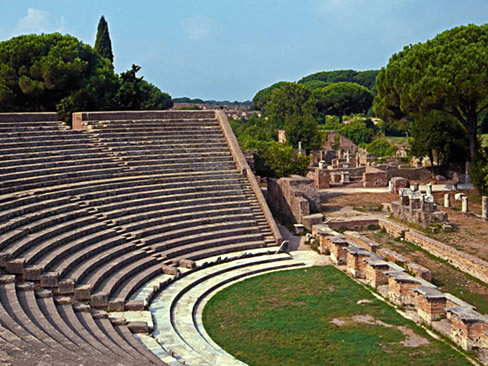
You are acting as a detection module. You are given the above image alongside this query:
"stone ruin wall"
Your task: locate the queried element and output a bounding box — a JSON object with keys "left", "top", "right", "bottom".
{"left": 266, "top": 176, "right": 321, "bottom": 225}
{"left": 378, "top": 219, "right": 488, "bottom": 285}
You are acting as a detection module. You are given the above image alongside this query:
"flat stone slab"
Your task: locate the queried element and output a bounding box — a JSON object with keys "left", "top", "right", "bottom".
{"left": 119, "top": 310, "right": 154, "bottom": 330}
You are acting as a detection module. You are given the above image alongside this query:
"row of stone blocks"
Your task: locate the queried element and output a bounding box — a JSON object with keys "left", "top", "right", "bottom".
{"left": 0, "top": 274, "right": 166, "bottom": 366}
{"left": 312, "top": 225, "right": 488, "bottom": 354}
{"left": 0, "top": 254, "right": 196, "bottom": 312}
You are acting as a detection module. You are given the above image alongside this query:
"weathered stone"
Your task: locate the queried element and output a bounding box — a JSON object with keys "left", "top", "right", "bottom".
{"left": 74, "top": 284, "right": 92, "bottom": 301}
{"left": 482, "top": 196, "right": 488, "bottom": 220}
{"left": 90, "top": 292, "right": 108, "bottom": 309}
{"left": 58, "top": 279, "right": 75, "bottom": 295}
{"left": 127, "top": 321, "right": 149, "bottom": 334}
{"left": 23, "top": 265, "right": 43, "bottom": 281}
{"left": 6, "top": 258, "right": 25, "bottom": 274}
{"left": 125, "top": 300, "right": 145, "bottom": 311}
{"left": 40, "top": 272, "right": 59, "bottom": 288}
{"left": 108, "top": 298, "right": 125, "bottom": 312}
{"left": 461, "top": 196, "right": 469, "bottom": 213}
{"left": 178, "top": 259, "right": 196, "bottom": 269}
{"left": 444, "top": 193, "right": 451, "bottom": 208}
{"left": 162, "top": 265, "right": 180, "bottom": 276}
{"left": 0, "top": 275, "right": 16, "bottom": 284}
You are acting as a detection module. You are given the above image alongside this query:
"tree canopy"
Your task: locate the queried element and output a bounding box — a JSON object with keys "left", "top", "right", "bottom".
{"left": 252, "top": 81, "right": 292, "bottom": 111}
{"left": 313, "top": 82, "right": 373, "bottom": 121}
{"left": 298, "top": 69, "right": 379, "bottom": 90}
{"left": 94, "top": 16, "right": 114, "bottom": 63}
{"left": 0, "top": 33, "right": 117, "bottom": 115}
{"left": 374, "top": 24, "right": 488, "bottom": 161}
{"left": 0, "top": 33, "right": 172, "bottom": 122}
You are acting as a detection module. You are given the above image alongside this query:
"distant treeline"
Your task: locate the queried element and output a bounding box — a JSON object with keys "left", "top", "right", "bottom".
{"left": 173, "top": 97, "right": 252, "bottom": 106}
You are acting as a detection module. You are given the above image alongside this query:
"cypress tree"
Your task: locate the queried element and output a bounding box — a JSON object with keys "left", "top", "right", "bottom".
{"left": 94, "top": 16, "right": 114, "bottom": 63}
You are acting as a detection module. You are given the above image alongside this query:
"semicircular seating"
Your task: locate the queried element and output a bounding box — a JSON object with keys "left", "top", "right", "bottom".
{"left": 0, "top": 110, "right": 283, "bottom": 365}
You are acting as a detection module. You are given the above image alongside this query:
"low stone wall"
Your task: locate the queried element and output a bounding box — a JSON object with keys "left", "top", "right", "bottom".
{"left": 378, "top": 219, "right": 408, "bottom": 238}
{"left": 404, "top": 230, "right": 488, "bottom": 284}
{"left": 327, "top": 219, "right": 378, "bottom": 231}
{"left": 0, "top": 112, "right": 59, "bottom": 122}
{"left": 363, "top": 167, "right": 388, "bottom": 187}
{"left": 385, "top": 167, "right": 432, "bottom": 181}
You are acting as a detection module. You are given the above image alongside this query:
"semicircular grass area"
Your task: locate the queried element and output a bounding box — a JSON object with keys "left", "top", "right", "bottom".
{"left": 203, "top": 266, "right": 470, "bottom": 366}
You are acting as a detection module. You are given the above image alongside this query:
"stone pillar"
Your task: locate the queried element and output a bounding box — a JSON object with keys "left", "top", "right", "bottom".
{"left": 461, "top": 196, "right": 469, "bottom": 213}
{"left": 482, "top": 196, "right": 488, "bottom": 220}
{"left": 444, "top": 193, "right": 450, "bottom": 208}
{"left": 426, "top": 183, "right": 432, "bottom": 195}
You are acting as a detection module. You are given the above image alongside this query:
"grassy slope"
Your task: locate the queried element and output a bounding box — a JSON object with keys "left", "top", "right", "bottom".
{"left": 203, "top": 266, "right": 470, "bottom": 366}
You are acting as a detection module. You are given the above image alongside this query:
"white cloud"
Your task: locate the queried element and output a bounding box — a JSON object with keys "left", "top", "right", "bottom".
{"left": 181, "top": 16, "right": 213, "bottom": 41}
{"left": 13, "top": 8, "right": 65, "bottom": 36}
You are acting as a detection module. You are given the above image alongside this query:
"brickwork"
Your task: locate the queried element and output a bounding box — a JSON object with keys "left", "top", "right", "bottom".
{"left": 267, "top": 176, "right": 320, "bottom": 225}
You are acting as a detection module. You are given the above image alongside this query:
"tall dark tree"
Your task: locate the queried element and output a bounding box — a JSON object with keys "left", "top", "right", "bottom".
{"left": 94, "top": 16, "right": 114, "bottom": 63}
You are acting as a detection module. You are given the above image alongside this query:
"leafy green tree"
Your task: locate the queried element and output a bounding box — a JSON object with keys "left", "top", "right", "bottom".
{"left": 301, "top": 80, "right": 328, "bottom": 90}
{"left": 264, "top": 83, "right": 316, "bottom": 126}
{"left": 298, "top": 70, "right": 379, "bottom": 90}
{"left": 409, "top": 111, "right": 467, "bottom": 167}
{"left": 313, "top": 82, "right": 373, "bottom": 122}
{"left": 339, "top": 119, "right": 377, "bottom": 145}
{"left": 374, "top": 24, "right": 488, "bottom": 162}
{"left": 366, "top": 138, "right": 397, "bottom": 157}
{"left": 0, "top": 33, "right": 118, "bottom": 120}
{"left": 283, "top": 113, "right": 321, "bottom": 151}
{"left": 252, "top": 81, "right": 292, "bottom": 111}
{"left": 94, "top": 16, "right": 114, "bottom": 63}
{"left": 113, "top": 64, "right": 172, "bottom": 110}
{"left": 241, "top": 139, "right": 309, "bottom": 177}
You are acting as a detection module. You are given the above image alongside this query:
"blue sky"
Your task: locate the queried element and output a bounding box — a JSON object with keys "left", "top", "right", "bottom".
{"left": 0, "top": 1, "right": 487, "bottom": 101}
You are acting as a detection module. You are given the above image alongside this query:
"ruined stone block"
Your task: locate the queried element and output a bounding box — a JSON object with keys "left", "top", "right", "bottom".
{"left": 23, "top": 265, "right": 43, "bottom": 281}
{"left": 162, "top": 265, "right": 180, "bottom": 276}
{"left": 108, "top": 298, "right": 125, "bottom": 312}
{"left": 90, "top": 292, "right": 108, "bottom": 309}
{"left": 6, "top": 258, "right": 25, "bottom": 274}
{"left": 74, "top": 284, "right": 92, "bottom": 301}
{"left": 40, "top": 272, "right": 59, "bottom": 288}
{"left": 125, "top": 300, "right": 145, "bottom": 311}
{"left": 58, "top": 279, "right": 75, "bottom": 295}
{"left": 178, "top": 259, "right": 196, "bottom": 269}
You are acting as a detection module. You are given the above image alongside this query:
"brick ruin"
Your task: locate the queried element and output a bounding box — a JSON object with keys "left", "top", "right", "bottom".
{"left": 266, "top": 176, "right": 323, "bottom": 230}
{"left": 390, "top": 188, "right": 448, "bottom": 228}
{"left": 311, "top": 224, "right": 488, "bottom": 357}
{"left": 304, "top": 131, "right": 433, "bottom": 189}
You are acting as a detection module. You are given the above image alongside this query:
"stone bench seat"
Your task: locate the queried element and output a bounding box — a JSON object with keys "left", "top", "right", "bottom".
{"left": 90, "top": 124, "right": 221, "bottom": 132}
{"left": 0, "top": 144, "right": 98, "bottom": 157}
{"left": 109, "top": 144, "right": 229, "bottom": 153}
{"left": 24, "top": 200, "right": 254, "bottom": 275}
{"left": 0, "top": 170, "right": 129, "bottom": 194}
{"left": 121, "top": 155, "right": 233, "bottom": 166}
{"left": 0, "top": 138, "right": 96, "bottom": 149}
{"left": 0, "top": 152, "right": 112, "bottom": 167}
{"left": 113, "top": 150, "right": 231, "bottom": 161}
{"left": 92, "top": 130, "right": 223, "bottom": 137}
{"left": 0, "top": 161, "right": 122, "bottom": 181}
{"left": 57, "top": 218, "right": 259, "bottom": 284}
{"left": 43, "top": 205, "right": 255, "bottom": 275}
{"left": 0, "top": 157, "right": 119, "bottom": 174}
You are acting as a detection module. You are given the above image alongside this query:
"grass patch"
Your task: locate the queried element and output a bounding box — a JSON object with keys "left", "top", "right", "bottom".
{"left": 203, "top": 266, "right": 470, "bottom": 366}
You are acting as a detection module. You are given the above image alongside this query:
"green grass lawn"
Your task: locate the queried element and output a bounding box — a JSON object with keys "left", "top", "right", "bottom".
{"left": 203, "top": 266, "right": 470, "bottom": 366}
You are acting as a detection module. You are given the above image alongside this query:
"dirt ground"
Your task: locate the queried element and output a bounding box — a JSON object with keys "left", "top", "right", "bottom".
{"left": 322, "top": 190, "right": 488, "bottom": 261}
{"left": 430, "top": 192, "right": 488, "bottom": 261}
